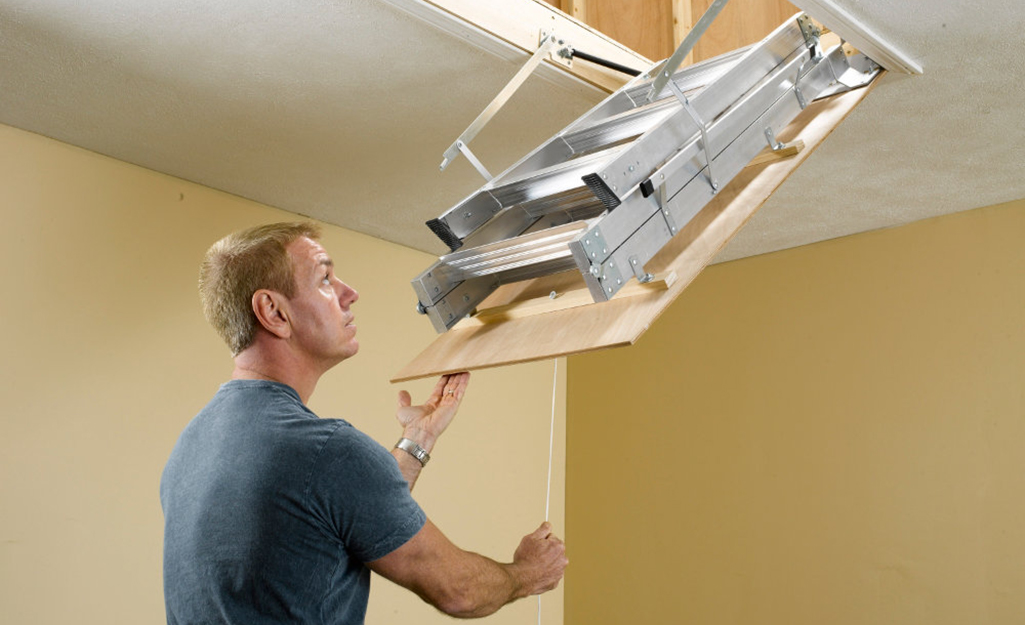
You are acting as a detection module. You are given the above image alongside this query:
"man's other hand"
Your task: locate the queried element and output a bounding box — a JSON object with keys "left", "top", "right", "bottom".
{"left": 511, "top": 522, "right": 569, "bottom": 596}
{"left": 395, "top": 372, "right": 470, "bottom": 451}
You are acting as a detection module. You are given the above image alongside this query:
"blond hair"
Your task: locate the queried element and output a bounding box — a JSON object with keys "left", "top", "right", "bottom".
{"left": 199, "top": 221, "right": 322, "bottom": 355}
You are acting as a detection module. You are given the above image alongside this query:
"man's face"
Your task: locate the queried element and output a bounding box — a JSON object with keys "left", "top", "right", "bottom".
{"left": 284, "top": 236, "right": 360, "bottom": 368}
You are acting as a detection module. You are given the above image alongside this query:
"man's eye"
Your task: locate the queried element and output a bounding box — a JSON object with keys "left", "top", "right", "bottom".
{"left": 322, "top": 275, "right": 331, "bottom": 285}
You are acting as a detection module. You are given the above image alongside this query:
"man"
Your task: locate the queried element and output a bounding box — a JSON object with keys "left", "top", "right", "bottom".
{"left": 161, "top": 222, "right": 567, "bottom": 623}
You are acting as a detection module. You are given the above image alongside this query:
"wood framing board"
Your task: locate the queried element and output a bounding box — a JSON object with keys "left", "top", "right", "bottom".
{"left": 386, "top": 0, "right": 652, "bottom": 92}
{"left": 393, "top": 81, "right": 879, "bottom": 382}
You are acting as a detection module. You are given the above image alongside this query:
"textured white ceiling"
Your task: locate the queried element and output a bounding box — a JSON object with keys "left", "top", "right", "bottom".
{"left": 719, "top": 0, "right": 1025, "bottom": 261}
{"left": 1, "top": 0, "right": 1022, "bottom": 262}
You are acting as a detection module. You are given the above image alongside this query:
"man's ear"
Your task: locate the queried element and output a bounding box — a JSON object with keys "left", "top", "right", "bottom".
{"left": 252, "top": 289, "right": 292, "bottom": 339}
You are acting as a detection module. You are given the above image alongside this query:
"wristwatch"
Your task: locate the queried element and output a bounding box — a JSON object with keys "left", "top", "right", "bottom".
{"left": 395, "top": 438, "right": 431, "bottom": 467}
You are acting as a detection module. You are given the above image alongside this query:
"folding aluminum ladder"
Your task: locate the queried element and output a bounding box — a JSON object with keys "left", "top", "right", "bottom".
{"left": 413, "top": 12, "right": 882, "bottom": 333}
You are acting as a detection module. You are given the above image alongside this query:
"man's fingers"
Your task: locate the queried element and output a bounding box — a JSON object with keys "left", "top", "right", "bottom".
{"left": 397, "top": 390, "right": 412, "bottom": 408}
{"left": 441, "top": 372, "right": 470, "bottom": 401}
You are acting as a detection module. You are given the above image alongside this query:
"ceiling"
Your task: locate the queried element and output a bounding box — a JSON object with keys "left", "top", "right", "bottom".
{"left": 1, "top": 0, "right": 1022, "bottom": 264}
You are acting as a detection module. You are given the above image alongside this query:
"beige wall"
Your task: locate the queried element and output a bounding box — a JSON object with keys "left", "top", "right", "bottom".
{"left": 0, "top": 123, "right": 565, "bottom": 624}
{"left": 566, "top": 198, "right": 1025, "bottom": 623}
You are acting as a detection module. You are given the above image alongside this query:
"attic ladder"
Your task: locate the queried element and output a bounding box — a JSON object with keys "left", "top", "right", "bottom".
{"left": 413, "top": 12, "right": 881, "bottom": 333}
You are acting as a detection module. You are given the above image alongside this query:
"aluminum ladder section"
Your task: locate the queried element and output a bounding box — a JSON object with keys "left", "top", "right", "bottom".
{"left": 413, "top": 14, "right": 881, "bottom": 333}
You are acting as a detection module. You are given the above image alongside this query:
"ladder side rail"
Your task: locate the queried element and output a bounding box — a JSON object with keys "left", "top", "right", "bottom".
{"left": 578, "top": 43, "right": 871, "bottom": 302}
{"left": 502, "top": 48, "right": 747, "bottom": 184}
{"left": 578, "top": 41, "right": 816, "bottom": 265}
{"left": 559, "top": 44, "right": 745, "bottom": 140}
{"left": 429, "top": 144, "right": 627, "bottom": 247}
{"left": 621, "top": 45, "right": 751, "bottom": 106}
{"left": 416, "top": 215, "right": 590, "bottom": 309}
{"left": 436, "top": 46, "right": 752, "bottom": 249}
{"left": 439, "top": 222, "right": 587, "bottom": 280}
{"left": 424, "top": 36, "right": 771, "bottom": 251}
{"left": 585, "top": 16, "right": 807, "bottom": 208}
{"left": 418, "top": 275, "right": 502, "bottom": 333}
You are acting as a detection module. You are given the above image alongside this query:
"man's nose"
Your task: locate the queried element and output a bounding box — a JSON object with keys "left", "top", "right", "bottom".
{"left": 338, "top": 282, "right": 358, "bottom": 307}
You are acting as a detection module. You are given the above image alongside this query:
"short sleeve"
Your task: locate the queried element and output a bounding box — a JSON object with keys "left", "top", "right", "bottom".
{"left": 305, "top": 423, "right": 426, "bottom": 563}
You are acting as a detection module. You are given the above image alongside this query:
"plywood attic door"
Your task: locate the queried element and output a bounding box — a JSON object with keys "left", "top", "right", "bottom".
{"left": 393, "top": 80, "right": 880, "bottom": 384}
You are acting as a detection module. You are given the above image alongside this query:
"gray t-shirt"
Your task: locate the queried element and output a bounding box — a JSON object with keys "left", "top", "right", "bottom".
{"left": 161, "top": 380, "right": 425, "bottom": 624}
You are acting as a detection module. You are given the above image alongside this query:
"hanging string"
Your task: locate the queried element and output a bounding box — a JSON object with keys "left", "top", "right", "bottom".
{"left": 538, "top": 358, "right": 559, "bottom": 625}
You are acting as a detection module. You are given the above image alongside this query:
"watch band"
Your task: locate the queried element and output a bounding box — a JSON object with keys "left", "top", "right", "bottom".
{"left": 395, "top": 438, "right": 431, "bottom": 467}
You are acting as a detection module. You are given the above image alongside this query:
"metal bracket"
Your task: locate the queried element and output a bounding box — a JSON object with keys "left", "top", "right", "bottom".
{"left": 455, "top": 140, "right": 493, "bottom": 182}
{"left": 580, "top": 227, "right": 610, "bottom": 264}
{"left": 764, "top": 126, "right": 785, "bottom": 151}
{"left": 794, "top": 59, "right": 810, "bottom": 109}
{"left": 628, "top": 255, "right": 654, "bottom": 283}
{"left": 540, "top": 29, "right": 574, "bottom": 68}
{"left": 598, "top": 257, "right": 626, "bottom": 298}
{"left": 667, "top": 79, "right": 718, "bottom": 193}
{"left": 659, "top": 183, "right": 679, "bottom": 236}
{"left": 797, "top": 14, "right": 822, "bottom": 56}
{"left": 647, "top": 0, "right": 731, "bottom": 103}
{"left": 440, "top": 33, "right": 565, "bottom": 177}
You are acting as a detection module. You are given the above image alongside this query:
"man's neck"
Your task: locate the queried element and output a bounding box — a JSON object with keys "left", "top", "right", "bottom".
{"left": 232, "top": 341, "right": 323, "bottom": 405}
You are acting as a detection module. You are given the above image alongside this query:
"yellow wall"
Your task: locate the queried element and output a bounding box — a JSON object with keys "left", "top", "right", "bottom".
{"left": 566, "top": 199, "right": 1025, "bottom": 624}
{"left": 0, "top": 123, "right": 566, "bottom": 625}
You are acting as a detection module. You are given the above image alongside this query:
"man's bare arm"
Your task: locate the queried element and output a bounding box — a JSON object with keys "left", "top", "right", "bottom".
{"left": 367, "top": 519, "right": 568, "bottom": 618}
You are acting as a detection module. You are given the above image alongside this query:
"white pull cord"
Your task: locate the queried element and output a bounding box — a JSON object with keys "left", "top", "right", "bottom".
{"left": 538, "top": 358, "right": 559, "bottom": 625}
